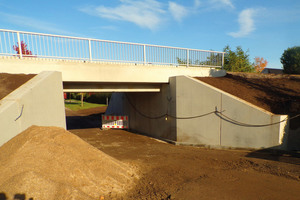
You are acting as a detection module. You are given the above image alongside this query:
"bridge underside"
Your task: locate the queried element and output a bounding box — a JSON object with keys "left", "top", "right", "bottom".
{"left": 63, "top": 82, "right": 161, "bottom": 92}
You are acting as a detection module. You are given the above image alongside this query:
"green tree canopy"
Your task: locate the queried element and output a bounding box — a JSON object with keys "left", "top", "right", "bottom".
{"left": 280, "top": 46, "right": 300, "bottom": 74}
{"left": 223, "top": 45, "right": 254, "bottom": 72}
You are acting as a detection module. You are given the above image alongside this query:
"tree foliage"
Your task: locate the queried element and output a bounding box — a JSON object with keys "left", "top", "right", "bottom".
{"left": 223, "top": 45, "right": 254, "bottom": 72}
{"left": 177, "top": 52, "right": 222, "bottom": 67}
{"left": 254, "top": 57, "right": 268, "bottom": 73}
{"left": 280, "top": 46, "right": 300, "bottom": 74}
{"left": 13, "top": 41, "right": 32, "bottom": 56}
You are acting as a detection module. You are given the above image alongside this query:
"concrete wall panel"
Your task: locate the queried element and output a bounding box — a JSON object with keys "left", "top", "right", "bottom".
{"left": 220, "top": 93, "right": 284, "bottom": 148}
{"left": 173, "top": 76, "right": 221, "bottom": 145}
{"left": 0, "top": 71, "right": 66, "bottom": 146}
{"left": 175, "top": 76, "right": 288, "bottom": 149}
{"left": 122, "top": 84, "right": 177, "bottom": 141}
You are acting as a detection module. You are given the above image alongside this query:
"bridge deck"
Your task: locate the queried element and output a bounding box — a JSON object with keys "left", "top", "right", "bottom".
{"left": 0, "top": 56, "right": 226, "bottom": 92}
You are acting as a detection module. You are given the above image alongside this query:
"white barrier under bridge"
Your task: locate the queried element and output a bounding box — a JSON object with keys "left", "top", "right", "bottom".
{"left": 102, "top": 115, "right": 129, "bottom": 129}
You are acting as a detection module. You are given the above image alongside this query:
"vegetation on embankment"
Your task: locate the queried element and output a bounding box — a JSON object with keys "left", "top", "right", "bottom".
{"left": 65, "top": 99, "right": 106, "bottom": 111}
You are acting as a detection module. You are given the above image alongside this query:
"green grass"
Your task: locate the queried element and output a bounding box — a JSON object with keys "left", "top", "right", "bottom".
{"left": 65, "top": 99, "right": 106, "bottom": 111}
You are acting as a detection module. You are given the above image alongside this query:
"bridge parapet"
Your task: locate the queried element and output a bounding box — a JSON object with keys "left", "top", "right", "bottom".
{"left": 0, "top": 29, "right": 225, "bottom": 68}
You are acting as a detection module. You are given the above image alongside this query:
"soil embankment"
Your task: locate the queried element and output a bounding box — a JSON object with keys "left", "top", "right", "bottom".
{"left": 196, "top": 72, "right": 300, "bottom": 114}
{"left": 0, "top": 73, "right": 35, "bottom": 100}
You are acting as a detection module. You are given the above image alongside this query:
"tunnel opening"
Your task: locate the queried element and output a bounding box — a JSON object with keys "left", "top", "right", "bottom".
{"left": 65, "top": 92, "right": 111, "bottom": 130}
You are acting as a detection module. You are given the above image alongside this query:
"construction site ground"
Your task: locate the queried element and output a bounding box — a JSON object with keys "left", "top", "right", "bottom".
{"left": 66, "top": 107, "right": 300, "bottom": 200}
{"left": 1, "top": 72, "right": 300, "bottom": 199}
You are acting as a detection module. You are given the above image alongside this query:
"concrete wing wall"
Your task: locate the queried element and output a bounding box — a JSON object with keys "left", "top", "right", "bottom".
{"left": 173, "top": 76, "right": 288, "bottom": 149}
{"left": 0, "top": 71, "right": 66, "bottom": 146}
{"left": 171, "top": 76, "right": 222, "bottom": 146}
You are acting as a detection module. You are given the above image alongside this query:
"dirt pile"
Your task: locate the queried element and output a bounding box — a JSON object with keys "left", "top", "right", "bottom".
{"left": 0, "top": 73, "right": 36, "bottom": 100}
{"left": 0, "top": 126, "right": 137, "bottom": 200}
{"left": 197, "top": 72, "right": 300, "bottom": 114}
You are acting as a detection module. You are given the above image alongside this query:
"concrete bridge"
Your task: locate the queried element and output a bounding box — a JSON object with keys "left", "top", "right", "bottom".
{"left": 0, "top": 29, "right": 226, "bottom": 92}
{"left": 1, "top": 29, "right": 297, "bottom": 151}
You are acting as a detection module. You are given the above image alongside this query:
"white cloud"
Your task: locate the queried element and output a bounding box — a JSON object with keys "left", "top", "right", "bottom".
{"left": 194, "top": 0, "right": 201, "bottom": 8}
{"left": 80, "top": 0, "right": 166, "bottom": 30}
{"left": 228, "top": 8, "right": 257, "bottom": 38}
{"left": 211, "top": 0, "right": 234, "bottom": 9}
{"left": 0, "top": 12, "right": 73, "bottom": 35}
{"left": 80, "top": 0, "right": 238, "bottom": 29}
{"left": 168, "top": 2, "right": 188, "bottom": 22}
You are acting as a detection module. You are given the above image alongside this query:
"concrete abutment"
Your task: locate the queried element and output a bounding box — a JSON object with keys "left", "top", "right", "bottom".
{"left": 108, "top": 76, "right": 298, "bottom": 150}
{"left": 0, "top": 71, "right": 66, "bottom": 146}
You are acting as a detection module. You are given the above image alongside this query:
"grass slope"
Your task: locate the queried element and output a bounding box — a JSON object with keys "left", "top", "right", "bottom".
{"left": 65, "top": 99, "right": 106, "bottom": 111}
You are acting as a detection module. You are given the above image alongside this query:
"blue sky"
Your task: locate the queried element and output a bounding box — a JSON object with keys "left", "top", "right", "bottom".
{"left": 0, "top": 0, "right": 299, "bottom": 69}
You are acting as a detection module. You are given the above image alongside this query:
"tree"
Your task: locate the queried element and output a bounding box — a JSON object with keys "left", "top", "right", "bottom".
{"left": 254, "top": 57, "right": 268, "bottom": 73}
{"left": 280, "top": 46, "right": 300, "bottom": 74}
{"left": 13, "top": 41, "right": 32, "bottom": 56}
{"left": 176, "top": 52, "right": 222, "bottom": 67}
{"left": 223, "top": 45, "right": 254, "bottom": 72}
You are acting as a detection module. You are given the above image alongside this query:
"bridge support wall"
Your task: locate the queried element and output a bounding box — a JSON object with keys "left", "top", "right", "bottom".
{"left": 0, "top": 71, "right": 66, "bottom": 146}
{"left": 118, "top": 76, "right": 292, "bottom": 150}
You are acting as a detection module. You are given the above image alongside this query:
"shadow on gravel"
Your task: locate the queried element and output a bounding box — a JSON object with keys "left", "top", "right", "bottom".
{"left": 66, "top": 113, "right": 103, "bottom": 130}
{"left": 246, "top": 149, "right": 300, "bottom": 165}
{"left": 0, "top": 193, "right": 34, "bottom": 200}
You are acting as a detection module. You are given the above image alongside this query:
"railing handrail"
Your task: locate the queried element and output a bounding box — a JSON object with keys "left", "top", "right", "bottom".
{"left": 0, "top": 29, "right": 225, "bottom": 68}
{"left": 0, "top": 29, "right": 224, "bottom": 54}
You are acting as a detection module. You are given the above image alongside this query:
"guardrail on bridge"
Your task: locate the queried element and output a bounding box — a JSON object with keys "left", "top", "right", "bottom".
{"left": 0, "top": 29, "right": 224, "bottom": 68}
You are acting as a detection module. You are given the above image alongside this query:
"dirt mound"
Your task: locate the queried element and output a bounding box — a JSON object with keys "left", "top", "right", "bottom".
{"left": 0, "top": 73, "right": 36, "bottom": 100}
{"left": 196, "top": 72, "right": 300, "bottom": 114}
{"left": 0, "top": 126, "right": 137, "bottom": 200}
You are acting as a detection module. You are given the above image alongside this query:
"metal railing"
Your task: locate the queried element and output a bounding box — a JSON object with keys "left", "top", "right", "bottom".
{"left": 0, "top": 29, "right": 225, "bottom": 67}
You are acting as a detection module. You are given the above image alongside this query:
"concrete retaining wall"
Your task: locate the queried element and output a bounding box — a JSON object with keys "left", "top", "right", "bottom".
{"left": 118, "top": 75, "right": 292, "bottom": 150}
{"left": 173, "top": 76, "right": 288, "bottom": 149}
{"left": 0, "top": 71, "right": 66, "bottom": 147}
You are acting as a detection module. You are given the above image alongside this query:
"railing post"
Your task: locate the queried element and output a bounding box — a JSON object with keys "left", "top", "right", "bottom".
{"left": 186, "top": 49, "right": 189, "bottom": 67}
{"left": 88, "top": 39, "right": 92, "bottom": 61}
{"left": 16, "top": 32, "right": 23, "bottom": 59}
{"left": 143, "top": 44, "right": 146, "bottom": 65}
{"left": 221, "top": 52, "right": 225, "bottom": 69}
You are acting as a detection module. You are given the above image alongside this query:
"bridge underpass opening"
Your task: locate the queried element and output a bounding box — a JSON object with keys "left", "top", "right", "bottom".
{"left": 65, "top": 92, "right": 111, "bottom": 130}
{"left": 63, "top": 79, "right": 164, "bottom": 130}
{"left": 64, "top": 90, "right": 164, "bottom": 131}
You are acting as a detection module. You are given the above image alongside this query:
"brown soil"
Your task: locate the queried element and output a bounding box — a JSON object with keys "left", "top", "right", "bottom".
{"left": 67, "top": 108, "right": 300, "bottom": 200}
{"left": 196, "top": 72, "right": 300, "bottom": 114}
{"left": 71, "top": 128, "right": 300, "bottom": 200}
{"left": 1, "top": 107, "right": 299, "bottom": 199}
{"left": 0, "top": 126, "right": 137, "bottom": 200}
{"left": 0, "top": 73, "right": 36, "bottom": 100}
{"left": 1, "top": 73, "right": 300, "bottom": 199}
